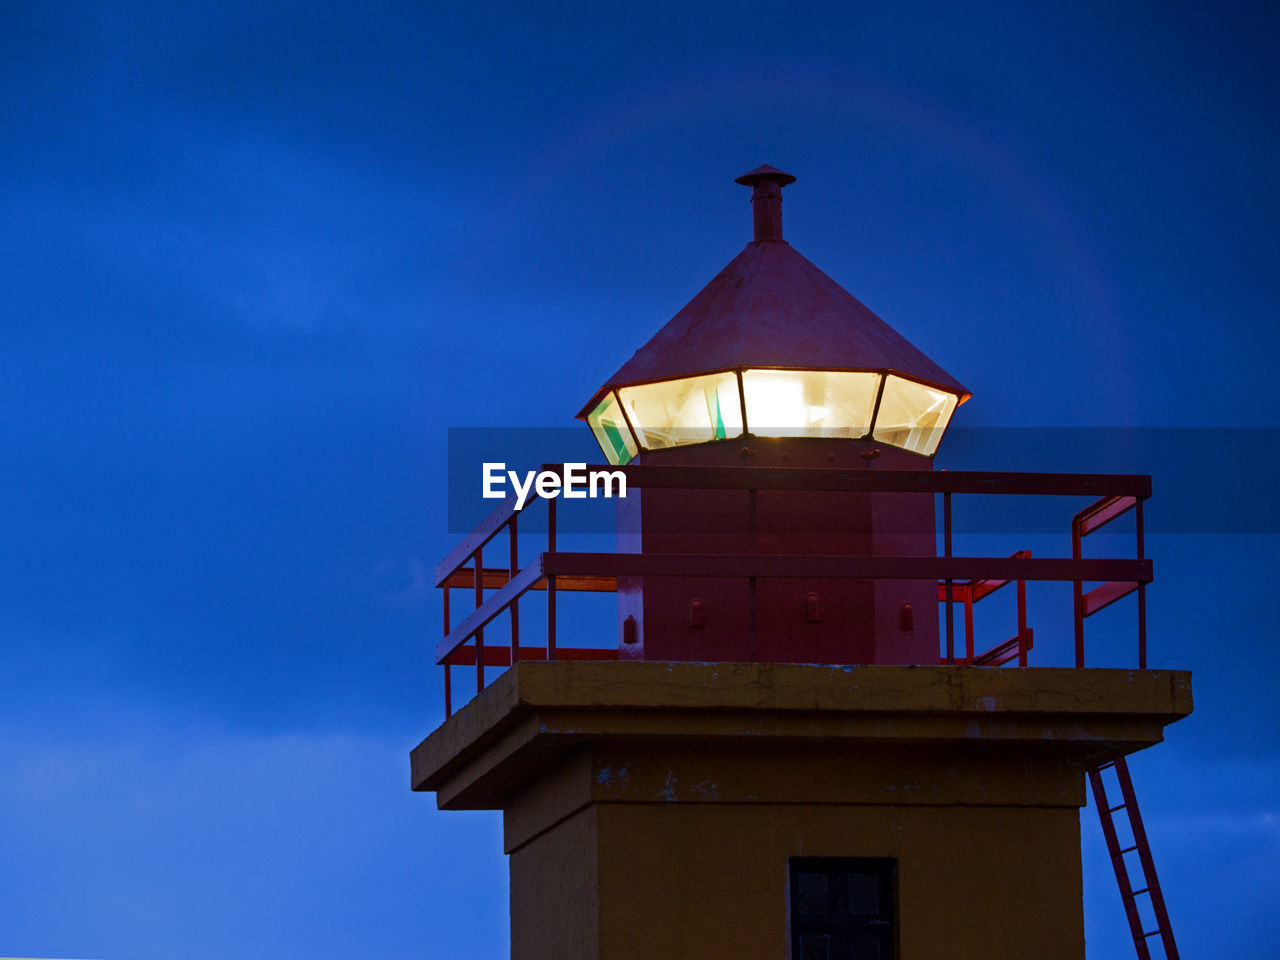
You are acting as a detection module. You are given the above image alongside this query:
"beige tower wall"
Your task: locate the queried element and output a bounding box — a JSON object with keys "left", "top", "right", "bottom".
{"left": 413, "top": 662, "right": 1191, "bottom": 960}
{"left": 590, "top": 804, "right": 1082, "bottom": 960}
{"left": 509, "top": 804, "right": 599, "bottom": 959}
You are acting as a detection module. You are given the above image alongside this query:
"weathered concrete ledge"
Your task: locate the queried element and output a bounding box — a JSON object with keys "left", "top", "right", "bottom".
{"left": 411, "top": 661, "right": 1192, "bottom": 810}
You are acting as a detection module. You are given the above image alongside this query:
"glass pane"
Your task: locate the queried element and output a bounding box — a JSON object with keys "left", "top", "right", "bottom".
{"left": 618, "top": 372, "right": 743, "bottom": 450}
{"left": 743, "top": 369, "right": 881, "bottom": 438}
{"left": 851, "top": 935, "right": 881, "bottom": 960}
{"left": 586, "top": 392, "right": 637, "bottom": 465}
{"left": 872, "top": 374, "right": 959, "bottom": 455}
{"left": 797, "top": 873, "right": 829, "bottom": 915}
{"left": 848, "top": 874, "right": 879, "bottom": 915}
{"left": 799, "top": 935, "right": 830, "bottom": 960}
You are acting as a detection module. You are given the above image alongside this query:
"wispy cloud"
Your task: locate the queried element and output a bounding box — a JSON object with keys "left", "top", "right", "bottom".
{"left": 0, "top": 729, "right": 507, "bottom": 959}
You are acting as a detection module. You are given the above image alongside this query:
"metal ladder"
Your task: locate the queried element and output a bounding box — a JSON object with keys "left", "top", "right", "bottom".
{"left": 1088, "top": 757, "right": 1179, "bottom": 959}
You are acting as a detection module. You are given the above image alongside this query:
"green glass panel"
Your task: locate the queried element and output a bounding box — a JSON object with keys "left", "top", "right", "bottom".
{"left": 587, "top": 393, "right": 638, "bottom": 465}
{"left": 602, "top": 421, "right": 633, "bottom": 465}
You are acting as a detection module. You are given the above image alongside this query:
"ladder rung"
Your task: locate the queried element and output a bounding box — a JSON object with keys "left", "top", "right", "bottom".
{"left": 1131, "top": 886, "right": 1150, "bottom": 896}
{"left": 1142, "top": 929, "right": 1162, "bottom": 938}
{"left": 1096, "top": 761, "right": 1116, "bottom": 771}
{"left": 1118, "top": 844, "right": 1138, "bottom": 855}
{"left": 1108, "top": 803, "right": 1128, "bottom": 814}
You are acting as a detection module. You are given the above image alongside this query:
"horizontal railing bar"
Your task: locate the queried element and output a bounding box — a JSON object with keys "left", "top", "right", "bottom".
{"left": 1083, "top": 580, "right": 1141, "bottom": 617}
{"left": 966, "top": 579, "right": 1009, "bottom": 603}
{"left": 444, "top": 567, "right": 618, "bottom": 593}
{"left": 443, "top": 645, "right": 619, "bottom": 666}
{"left": 541, "top": 552, "right": 1152, "bottom": 584}
{"left": 538, "top": 464, "right": 1152, "bottom": 498}
{"left": 971, "top": 634, "right": 1024, "bottom": 666}
{"left": 433, "top": 494, "right": 521, "bottom": 587}
{"left": 436, "top": 559, "right": 544, "bottom": 662}
{"left": 1077, "top": 495, "right": 1139, "bottom": 537}
{"left": 932, "top": 550, "right": 1032, "bottom": 604}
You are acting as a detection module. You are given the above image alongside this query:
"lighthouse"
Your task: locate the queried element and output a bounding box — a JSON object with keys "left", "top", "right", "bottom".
{"left": 413, "top": 169, "right": 1191, "bottom": 960}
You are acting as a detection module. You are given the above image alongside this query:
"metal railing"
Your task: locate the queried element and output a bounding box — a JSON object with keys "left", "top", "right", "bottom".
{"left": 434, "top": 465, "right": 1151, "bottom": 716}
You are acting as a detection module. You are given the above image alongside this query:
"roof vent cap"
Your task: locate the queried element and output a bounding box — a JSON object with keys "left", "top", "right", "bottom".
{"left": 734, "top": 165, "right": 796, "bottom": 243}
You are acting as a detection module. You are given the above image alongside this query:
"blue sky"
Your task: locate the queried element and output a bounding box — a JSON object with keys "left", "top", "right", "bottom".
{"left": 1, "top": 1, "right": 1277, "bottom": 957}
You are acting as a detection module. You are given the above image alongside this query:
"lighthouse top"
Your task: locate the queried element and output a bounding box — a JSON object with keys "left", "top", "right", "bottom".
{"left": 579, "top": 168, "right": 970, "bottom": 463}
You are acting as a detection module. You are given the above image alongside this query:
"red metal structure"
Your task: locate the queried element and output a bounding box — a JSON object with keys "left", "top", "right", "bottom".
{"left": 435, "top": 465, "right": 1146, "bottom": 692}
{"left": 1090, "top": 759, "right": 1179, "bottom": 959}
{"left": 433, "top": 169, "right": 1178, "bottom": 959}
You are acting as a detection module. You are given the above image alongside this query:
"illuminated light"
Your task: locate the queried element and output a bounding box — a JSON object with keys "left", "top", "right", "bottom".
{"left": 618, "top": 372, "right": 744, "bottom": 450}
{"left": 586, "top": 392, "right": 638, "bottom": 465}
{"left": 743, "top": 369, "right": 881, "bottom": 438}
{"left": 871, "top": 375, "right": 958, "bottom": 456}
{"left": 590, "top": 368, "right": 961, "bottom": 460}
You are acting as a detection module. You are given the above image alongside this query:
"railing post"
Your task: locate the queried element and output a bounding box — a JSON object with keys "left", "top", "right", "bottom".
{"left": 963, "top": 587, "right": 974, "bottom": 662}
{"left": 443, "top": 586, "right": 452, "bottom": 717}
{"left": 944, "top": 492, "right": 954, "bottom": 664}
{"left": 1136, "top": 499, "right": 1147, "bottom": 669}
{"left": 509, "top": 514, "right": 519, "bottom": 665}
{"left": 547, "top": 498, "right": 557, "bottom": 659}
{"left": 1072, "top": 517, "right": 1084, "bottom": 668}
{"left": 474, "top": 545, "right": 484, "bottom": 694}
{"left": 1017, "top": 567, "right": 1028, "bottom": 668}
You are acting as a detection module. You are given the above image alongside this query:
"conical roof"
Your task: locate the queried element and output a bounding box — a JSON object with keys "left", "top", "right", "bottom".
{"left": 579, "top": 235, "right": 969, "bottom": 419}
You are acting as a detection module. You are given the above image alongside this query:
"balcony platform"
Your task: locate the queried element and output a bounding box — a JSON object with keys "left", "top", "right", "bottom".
{"left": 413, "top": 661, "right": 1191, "bottom": 808}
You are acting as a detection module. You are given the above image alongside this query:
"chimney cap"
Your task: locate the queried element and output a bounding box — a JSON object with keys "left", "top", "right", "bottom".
{"left": 735, "top": 164, "right": 796, "bottom": 187}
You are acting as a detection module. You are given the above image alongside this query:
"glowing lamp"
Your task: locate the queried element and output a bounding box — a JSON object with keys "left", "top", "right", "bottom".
{"left": 586, "top": 367, "right": 960, "bottom": 463}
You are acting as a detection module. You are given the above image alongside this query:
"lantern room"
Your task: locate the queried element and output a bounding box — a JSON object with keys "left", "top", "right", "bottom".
{"left": 581, "top": 165, "right": 969, "bottom": 465}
